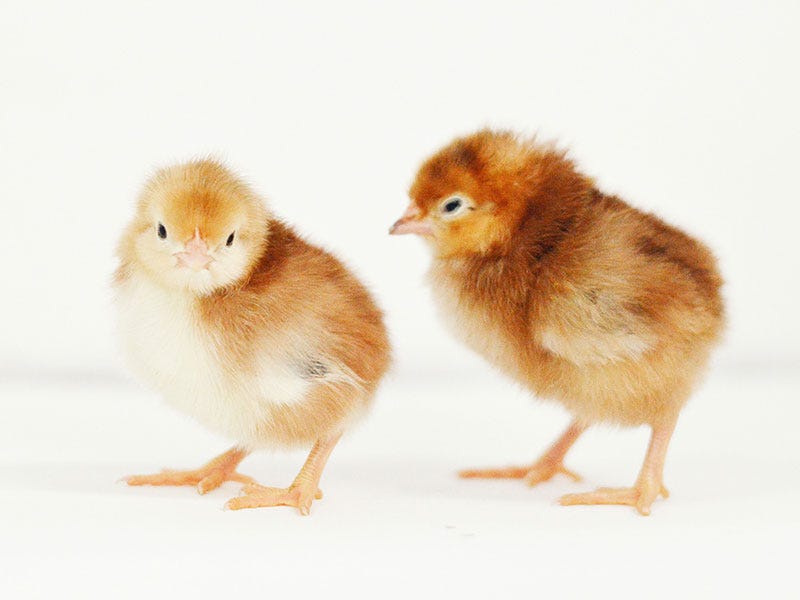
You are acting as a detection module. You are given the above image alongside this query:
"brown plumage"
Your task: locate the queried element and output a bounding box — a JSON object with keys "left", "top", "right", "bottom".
{"left": 391, "top": 129, "right": 724, "bottom": 515}
{"left": 115, "top": 159, "right": 390, "bottom": 514}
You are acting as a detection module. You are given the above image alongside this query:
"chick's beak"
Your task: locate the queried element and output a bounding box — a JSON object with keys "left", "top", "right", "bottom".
{"left": 175, "top": 229, "right": 213, "bottom": 271}
{"left": 389, "top": 204, "right": 433, "bottom": 236}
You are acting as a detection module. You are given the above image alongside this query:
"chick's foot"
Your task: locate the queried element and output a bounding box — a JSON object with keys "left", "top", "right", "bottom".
{"left": 459, "top": 459, "right": 581, "bottom": 486}
{"left": 559, "top": 478, "right": 670, "bottom": 516}
{"left": 123, "top": 447, "right": 254, "bottom": 495}
{"left": 459, "top": 421, "right": 585, "bottom": 486}
{"left": 225, "top": 434, "right": 341, "bottom": 515}
{"left": 560, "top": 418, "right": 677, "bottom": 515}
{"left": 226, "top": 482, "right": 323, "bottom": 515}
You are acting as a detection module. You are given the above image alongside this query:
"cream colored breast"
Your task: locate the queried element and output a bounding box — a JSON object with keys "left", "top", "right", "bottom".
{"left": 114, "top": 273, "right": 314, "bottom": 445}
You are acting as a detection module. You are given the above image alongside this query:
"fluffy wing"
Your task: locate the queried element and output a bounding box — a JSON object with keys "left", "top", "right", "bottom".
{"left": 538, "top": 285, "right": 658, "bottom": 366}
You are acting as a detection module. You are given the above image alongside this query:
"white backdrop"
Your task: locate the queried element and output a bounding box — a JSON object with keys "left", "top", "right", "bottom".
{"left": 1, "top": 0, "right": 798, "bottom": 375}
{"left": 2, "top": 3, "right": 799, "bottom": 599}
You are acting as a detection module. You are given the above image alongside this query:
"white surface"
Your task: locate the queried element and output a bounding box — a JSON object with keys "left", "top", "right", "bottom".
{"left": 2, "top": 2, "right": 799, "bottom": 599}
{"left": 1, "top": 366, "right": 798, "bottom": 599}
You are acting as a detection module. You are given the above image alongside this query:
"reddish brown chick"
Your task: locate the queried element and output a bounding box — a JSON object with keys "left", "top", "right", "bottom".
{"left": 391, "top": 130, "right": 724, "bottom": 515}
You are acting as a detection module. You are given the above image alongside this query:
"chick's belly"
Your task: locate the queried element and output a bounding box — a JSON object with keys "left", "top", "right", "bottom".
{"left": 160, "top": 383, "right": 268, "bottom": 444}
{"left": 157, "top": 359, "right": 366, "bottom": 448}
{"left": 120, "top": 320, "right": 356, "bottom": 447}
{"left": 157, "top": 372, "right": 332, "bottom": 448}
{"left": 533, "top": 351, "right": 693, "bottom": 427}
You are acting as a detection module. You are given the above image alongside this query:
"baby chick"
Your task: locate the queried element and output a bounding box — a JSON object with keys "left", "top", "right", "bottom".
{"left": 391, "top": 130, "right": 724, "bottom": 515}
{"left": 115, "top": 159, "right": 390, "bottom": 514}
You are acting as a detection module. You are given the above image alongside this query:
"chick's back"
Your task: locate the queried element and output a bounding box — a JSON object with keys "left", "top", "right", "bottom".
{"left": 531, "top": 189, "right": 722, "bottom": 425}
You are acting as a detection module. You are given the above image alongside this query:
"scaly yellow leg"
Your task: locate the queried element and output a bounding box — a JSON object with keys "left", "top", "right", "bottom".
{"left": 560, "top": 415, "right": 677, "bottom": 516}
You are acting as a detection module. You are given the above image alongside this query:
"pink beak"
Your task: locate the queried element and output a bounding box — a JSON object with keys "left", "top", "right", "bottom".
{"left": 175, "top": 228, "right": 213, "bottom": 271}
{"left": 389, "top": 204, "right": 433, "bottom": 236}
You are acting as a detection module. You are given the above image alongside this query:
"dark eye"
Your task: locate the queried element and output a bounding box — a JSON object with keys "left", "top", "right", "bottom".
{"left": 157, "top": 223, "right": 167, "bottom": 239}
{"left": 443, "top": 198, "right": 462, "bottom": 213}
{"left": 226, "top": 231, "right": 235, "bottom": 246}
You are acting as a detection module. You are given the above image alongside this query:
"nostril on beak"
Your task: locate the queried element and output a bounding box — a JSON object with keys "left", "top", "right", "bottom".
{"left": 388, "top": 215, "right": 433, "bottom": 236}
{"left": 175, "top": 231, "right": 213, "bottom": 271}
{"left": 390, "top": 204, "right": 430, "bottom": 236}
{"left": 185, "top": 229, "right": 208, "bottom": 255}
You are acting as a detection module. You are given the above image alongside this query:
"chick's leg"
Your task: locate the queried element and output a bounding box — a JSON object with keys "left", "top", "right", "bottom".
{"left": 226, "top": 433, "right": 341, "bottom": 515}
{"left": 124, "top": 447, "right": 255, "bottom": 495}
{"left": 459, "top": 421, "right": 586, "bottom": 486}
{"left": 559, "top": 415, "right": 677, "bottom": 516}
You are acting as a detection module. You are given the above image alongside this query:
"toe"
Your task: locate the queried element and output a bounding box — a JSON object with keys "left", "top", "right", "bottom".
{"left": 635, "top": 490, "right": 656, "bottom": 515}
{"left": 459, "top": 466, "right": 529, "bottom": 479}
{"left": 295, "top": 488, "right": 319, "bottom": 516}
{"left": 197, "top": 472, "right": 224, "bottom": 494}
{"left": 224, "top": 484, "right": 322, "bottom": 514}
{"left": 125, "top": 473, "right": 168, "bottom": 486}
{"left": 559, "top": 466, "right": 582, "bottom": 482}
{"left": 559, "top": 487, "right": 638, "bottom": 507}
{"left": 523, "top": 468, "right": 549, "bottom": 487}
{"left": 225, "top": 494, "right": 268, "bottom": 511}
{"left": 243, "top": 483, "right": 280, "bottom": 495}
{"left": 524, "top": 463, "right": 581, "bottom": 486}
{"left": 224, "top": 497, "right": 247, "bottom": 511}
{"left": 229, "top": 472, "right": 256, "bottom": 485}
{"left": 123, "top": 469, "right": 203, "bottom": 487}
{"left": 559, "top": 492, "right": 585, "bottom": 506}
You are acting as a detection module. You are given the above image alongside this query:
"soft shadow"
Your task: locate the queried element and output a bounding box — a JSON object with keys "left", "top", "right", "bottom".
{"left": 1, "top": 456, "right": 797, "bottom": 505}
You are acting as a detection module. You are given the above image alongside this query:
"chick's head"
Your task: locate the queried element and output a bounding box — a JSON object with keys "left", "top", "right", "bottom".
{"left": 123, "top": 159, "right": 268, "bottom": 294}
{"left": 391, "top": 130, "right": 536, "bottom": 258}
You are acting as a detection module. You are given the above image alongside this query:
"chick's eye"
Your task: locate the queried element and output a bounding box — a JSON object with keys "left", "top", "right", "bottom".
{"left": 443, "top": 198, "right": 462, "bottom": 213}
{"left": 226, "top": 232, "right": 235, "bottom": 246}
{"left": 157, "top": 223, "right": 167, "bottom": 239}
